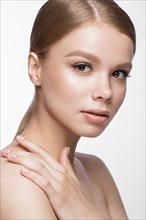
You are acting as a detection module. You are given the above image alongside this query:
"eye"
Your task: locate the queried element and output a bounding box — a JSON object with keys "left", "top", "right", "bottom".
{"left": 112, "top": 70, "right": 130, "bottom": 80}
{"left": 73, "top": 63, "right": 92, "bottom": 74}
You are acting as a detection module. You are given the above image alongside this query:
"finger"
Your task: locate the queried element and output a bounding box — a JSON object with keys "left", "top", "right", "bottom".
{"left": 21, "top": 168, "right": 70, "bottom": 210}
{"left": 16, "top": 135, "right": 64, "bottom": 172}
{"left": 7, "top": 151, "right": 56, "bottom": 181}
{"left": 7, "top": 151, "right": 48, "bottom": 172}
{"left": 21, "top": 168, "right": 56, "bottom": 197}
{"left": 16, "top": 136, "right": 76, "bottom": 184}
{"left": 7, "top": 151, "right": 67, "bottom": 193}
{"left": 1, "top": 148, "right": 11, "bottom": 157}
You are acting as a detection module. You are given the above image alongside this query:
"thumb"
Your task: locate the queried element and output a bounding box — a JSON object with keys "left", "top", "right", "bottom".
{"left": 59, "top": 147, "right": 76, "bottom": 179}
{"left": 59, "top": 147, "right": 70, "bottom": 166}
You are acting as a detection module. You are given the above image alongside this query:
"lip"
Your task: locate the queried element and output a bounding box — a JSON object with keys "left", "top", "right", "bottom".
{"left": 81, "top": 109, "right": 110, "bottom": 124}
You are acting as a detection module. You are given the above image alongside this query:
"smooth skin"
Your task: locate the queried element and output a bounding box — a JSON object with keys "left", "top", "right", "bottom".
{"left": 1, "top": 23, "right": 133, "bottom": 219}
{"left": 2, "top": 136, "right": 128, "bottom": 220}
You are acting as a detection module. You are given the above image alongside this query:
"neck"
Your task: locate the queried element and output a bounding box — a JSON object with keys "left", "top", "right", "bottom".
{"left": 21, "top": 108, "right": 80, "bottom": 167}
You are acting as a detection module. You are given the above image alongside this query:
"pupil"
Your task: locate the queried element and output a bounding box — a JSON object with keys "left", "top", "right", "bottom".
{"left": 115, "top": 71, "right": 119, "bottom": 77}
{"left": 80, "top": 65, "right": 85, "bottom": 71}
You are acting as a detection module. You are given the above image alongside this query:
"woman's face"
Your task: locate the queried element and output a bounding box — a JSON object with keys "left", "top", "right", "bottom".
{"left": 38, "top": 24, "right": 133, "bottom": 137}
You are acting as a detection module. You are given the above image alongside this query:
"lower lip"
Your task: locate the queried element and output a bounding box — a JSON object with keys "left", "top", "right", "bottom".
{"left": 82, "top": 112, "right": 109, "bottom": 124}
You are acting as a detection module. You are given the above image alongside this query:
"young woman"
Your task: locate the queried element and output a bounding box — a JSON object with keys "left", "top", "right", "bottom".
{"left": 1, "top": 0, "right": 136, "bottom": 219}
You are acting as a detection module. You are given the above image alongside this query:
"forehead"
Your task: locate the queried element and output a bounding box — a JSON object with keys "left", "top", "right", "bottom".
{"left": 48, "top": 24, "right": 134, "bottom": 64}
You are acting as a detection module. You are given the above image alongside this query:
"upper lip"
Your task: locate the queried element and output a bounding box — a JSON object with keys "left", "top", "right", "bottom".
{"left": 81, "top": 109, "right": 110, "bottom": 117}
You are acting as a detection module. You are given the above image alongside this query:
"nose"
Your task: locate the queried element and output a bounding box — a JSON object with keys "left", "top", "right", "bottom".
{"left": 91, "top": 76, "right": 113, "bottom": 103}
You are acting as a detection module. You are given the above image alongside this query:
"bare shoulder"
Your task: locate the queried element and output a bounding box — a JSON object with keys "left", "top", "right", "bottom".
{"left": 75, "top": 151, "right": 109, "bottom": 175}
{"left": 76, "top": 152, "right": 116, "bottom": 190}
{"left": 0, "top": 157, "right": 57, "bottom": 219}
{"left": 76, "top": 151, "right": 104, "bottom": 166}
{"left": 76, "top": 152, "right": 128, "bottom": 219}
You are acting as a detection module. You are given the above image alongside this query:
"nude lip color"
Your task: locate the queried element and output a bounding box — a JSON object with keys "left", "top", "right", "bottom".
{"left": 81, "top": 109, "right": 110, "bottom": 124}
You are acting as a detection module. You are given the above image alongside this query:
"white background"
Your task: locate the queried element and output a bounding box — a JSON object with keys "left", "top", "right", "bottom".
{"left": 1, "top": 0, "right": 145, "bottom": 219}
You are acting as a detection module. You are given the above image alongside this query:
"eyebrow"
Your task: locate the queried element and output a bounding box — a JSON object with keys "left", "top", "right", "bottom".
{"left": 115, "top": 62, "right": 133, "bottom": 70}
{"left": 65, "top": 50, "right": 132, "bottom": 69}
{"left": 65, "top": 50, "right": 100, "bottom": 63}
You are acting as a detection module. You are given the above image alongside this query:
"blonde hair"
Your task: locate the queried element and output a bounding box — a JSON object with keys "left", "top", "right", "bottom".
{"left": 14, "top": 0, "right": 136, "bottom": 138}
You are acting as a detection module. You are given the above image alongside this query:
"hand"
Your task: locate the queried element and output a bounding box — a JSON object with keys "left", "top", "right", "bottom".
{"left": 1, "top": 136, "right": 105, "bottom": 219}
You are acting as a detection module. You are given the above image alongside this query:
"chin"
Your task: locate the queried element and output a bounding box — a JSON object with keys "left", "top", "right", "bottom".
{"left": 82, "top": 131, "right": 104, "bottom": 138}
{"left": 75, "top": 126, "right": 107, "bottom": 138}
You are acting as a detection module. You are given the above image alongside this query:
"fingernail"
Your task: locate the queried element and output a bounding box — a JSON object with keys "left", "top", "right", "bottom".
{"left": 8, "top": 152, "right": 17, "bottom": 159}
{"left": 17, "top": 135, "right": 25, "bottom": 141}
{"left": 1, "top": 148, "right": 11, "bottom": 156}
{"left": 21, "top": 168, "right": 30, "bottom": 175}
{"left": 67, "top": 147, "right": 70, "bottom": 157}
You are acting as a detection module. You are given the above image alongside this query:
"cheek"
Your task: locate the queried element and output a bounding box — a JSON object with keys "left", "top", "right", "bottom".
{"left": 113, "top": 84, "right": 126, "bottom": 110}
{"left": 41, "top": 70, "right": 86, "bottom": 110}
{"left": 43, "top": 69, "right": 89, "bottom": 102}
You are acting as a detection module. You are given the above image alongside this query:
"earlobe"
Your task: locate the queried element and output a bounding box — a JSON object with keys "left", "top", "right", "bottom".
{"left": 28, "top": 52, "right": 42, "bottom": 86}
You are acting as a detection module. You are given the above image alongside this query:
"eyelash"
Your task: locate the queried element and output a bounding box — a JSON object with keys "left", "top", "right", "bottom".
{"left": 73, "top": 63, "right": 92, "bottom": 74}
{"left": 73, "top": 63, "right": 130, "bottom": 79}
{"left": 112, "top": 70, "right": 130, "bottom": 80}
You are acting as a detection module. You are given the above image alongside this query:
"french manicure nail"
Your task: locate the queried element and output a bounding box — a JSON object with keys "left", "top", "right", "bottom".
{"left": 67, "top": 147, "right": 70, "bottom": 157}
{"left": 65, "top": 148, "right": 70, "bottom": 161}
{"left": 1, "top": 148, "right": 11, "bottom": 155}
{"left": 17, "top": 135, "right": 25, "bottom": 140}
{"left": 21, "top": 168, "right": 30, "bottom": 174}
{"left": 8, "top": 152, "right": 17, "bottom": 159}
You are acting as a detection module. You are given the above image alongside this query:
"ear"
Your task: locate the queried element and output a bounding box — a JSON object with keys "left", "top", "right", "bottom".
{"left": 28, "top": 52, "right": 42, "bottom": 86}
